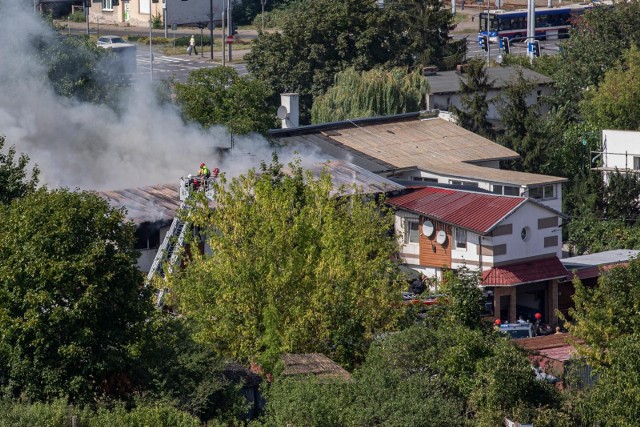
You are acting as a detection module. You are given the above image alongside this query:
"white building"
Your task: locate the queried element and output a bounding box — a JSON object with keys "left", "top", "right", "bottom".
{"left": 596, "top": 129, "right": 640, "bottom": 183}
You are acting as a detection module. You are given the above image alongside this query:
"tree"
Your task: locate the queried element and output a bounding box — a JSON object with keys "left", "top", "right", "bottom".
{"left": 34, "top": 34, "right": 128, "bottom": 106}
{"left": 565, "top": 256, "right": 640, "bottom": 366}
{"left": 172, "top": 155, "right": 405, "bottom": 369}
{"left": 580, "top": 45, "right": 640, "bottom": 131}
{"left": 552, "top": 2, "right": 640, "bottom": 120}
{"left": 175, "top": 67, "right": 275, "bottom": 135}
{"left": 246, "top": 0, "right": 455, "bottom": 124}
{"left": 259, "top": 323, "right": 566, "bottom": 426}
{"left": 0, "top": 135, "right": 39, "bottom": 205}
{"left": 0, "top": 189, "right": 151, "bottom": 403}
{"left": 451, "top": 59, "right": 494, "bottom": 139}
{"left": 438, "top": 268, "right": 484, "bottom": 329}
{"left": 311, "top": 67, "right": 429, "bottom": 123}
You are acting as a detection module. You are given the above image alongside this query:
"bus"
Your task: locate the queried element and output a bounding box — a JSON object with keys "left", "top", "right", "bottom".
{"left": 477, "top": 3, "right": 596, "bottom": 47}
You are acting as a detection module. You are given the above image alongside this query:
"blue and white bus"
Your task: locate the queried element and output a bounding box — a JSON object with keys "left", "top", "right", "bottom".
{"left": 477, "top": 3, "right": 595, "bottom": 47}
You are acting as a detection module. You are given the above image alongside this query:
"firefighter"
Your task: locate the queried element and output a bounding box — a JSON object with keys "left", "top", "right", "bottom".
{"left": 198, "top": 163, "right": 211, "bottom": 179}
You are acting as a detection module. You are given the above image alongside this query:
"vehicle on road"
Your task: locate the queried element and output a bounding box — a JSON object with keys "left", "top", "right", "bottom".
{"left": 97, "top": 35, "right": 130, "bottom": 48}
{"left": 477, "top": 3, "right": 595, "bottom": 46}
{"left": 97, "top": 35, "right": 137, "bottom": 74}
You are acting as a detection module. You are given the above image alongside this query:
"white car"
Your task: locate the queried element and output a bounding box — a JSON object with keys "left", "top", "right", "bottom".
{"left": 97, "top": 35, "right": 131, "bottom": 48}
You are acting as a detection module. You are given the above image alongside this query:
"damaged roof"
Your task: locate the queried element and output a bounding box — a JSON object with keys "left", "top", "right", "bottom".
{"left": 98, "top": 183, "right": 180, "bottom": 225}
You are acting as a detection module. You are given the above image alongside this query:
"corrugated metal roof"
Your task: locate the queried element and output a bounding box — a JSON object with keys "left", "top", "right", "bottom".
{"left": 427, "top": 66, "right": 554, "bottom": 95}
{"left": 481, "top": 257, "right": 568, "bottom": 286}
{"left": 98, "top": 161, "right": 402, "bottom": 225}
{"left": 304, "top": 159, "right": 404, "bottom": 195}
{"left": 387, "top": 186, "right": 525, "bottom": 234}
{"left": 98, "top": 183, "right": 180, "bottom": 225}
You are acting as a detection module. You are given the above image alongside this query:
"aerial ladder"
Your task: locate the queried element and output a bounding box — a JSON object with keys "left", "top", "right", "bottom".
{"left": 146, "top": 169, "right": 219, "bottom": 307}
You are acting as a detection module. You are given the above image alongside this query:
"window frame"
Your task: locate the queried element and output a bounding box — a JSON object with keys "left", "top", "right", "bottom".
{"left": 454, "top": 227, "right": 467, "bottom": 249}
{"left": 103, "top": 0, "right": 113, "bottom": 11}
{"left": 404, "top": 219, "right": 420, "bottom": 244}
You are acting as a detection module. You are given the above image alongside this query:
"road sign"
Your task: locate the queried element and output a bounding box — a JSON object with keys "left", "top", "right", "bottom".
{"left": 225, "top": 35, "right": 235, "bottom": 44}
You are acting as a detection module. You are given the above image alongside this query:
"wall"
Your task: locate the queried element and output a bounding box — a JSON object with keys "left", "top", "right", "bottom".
{"left": 429, "top": 84, "right": 552, "bottom": 121}
{"left": 89, "top": 0, "right": 166, "bottom": 27}
{"left": 419, "top": 219, "right": 452, "bottom": 269}
{"left": 602, "top": 129, "right": 640, "bottom": 178}
{"left": 137, "top": 224, "right": 170, "bottom": 272}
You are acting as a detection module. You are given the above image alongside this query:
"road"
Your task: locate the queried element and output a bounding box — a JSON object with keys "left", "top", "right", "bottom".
{"left": 134, "top": 49, "right": 248, "bottom": 82}
{"left": 461, "top": 35, "right": 563, "bottom": 62}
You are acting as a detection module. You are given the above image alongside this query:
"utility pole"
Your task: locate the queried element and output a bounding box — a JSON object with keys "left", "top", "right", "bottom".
{"left": 85, "top": 0, "right": 89, "bottom": 36}
{"left": 149, "top": 0, "right": 153, "bottom": 81}
{"left": 486, "top": 0, "right": 490, "bottom": 67}
{"left": 261, "top": 0, "right": 267, "bottom": 32}
{"left": 163, "top": 3, "right": 168, "bottom": 38}
{"left": 222, "top": 8, "right": 226, "bottom": 66}
{"left": 227, "top": 0, "right": 232, "bottom": 62}
{"left": 527, "top": 0, "right": 535, "bottom": 62}
{"left": 209, "top": 0, "right": 214, "bottom": 60}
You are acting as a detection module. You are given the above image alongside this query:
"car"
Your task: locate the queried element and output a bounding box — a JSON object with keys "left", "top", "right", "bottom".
{"left": 498, "top": 322, "right": 535, "bottom": 339}
{"left": 97, "top": 35, "right": 131, "bottom": 48}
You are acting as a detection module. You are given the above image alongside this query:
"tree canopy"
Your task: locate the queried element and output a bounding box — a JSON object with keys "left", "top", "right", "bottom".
{"left": 245, "top": 0, "right": 456, "bottom": 123}
{"left": 311, "top": 67, "right": 429, "bottom": 123}
{"left": 171, "top": 155, "right": 406, "bottom": 369}
{"left": 175, "top": 66, "right": 275, "bottom": 135}
{"left": 451, "top": 58, "right": 494, "bottom": 139}
{"left": 0, "top": 189, "right": 151, "bottom": 403}
{"left": 0, "top": 135, "right": 39, "bottom": 205}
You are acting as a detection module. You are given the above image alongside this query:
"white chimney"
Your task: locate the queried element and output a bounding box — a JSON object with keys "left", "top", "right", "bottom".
{"left": 279, "top": 93, "right": 300, "bottom": 129}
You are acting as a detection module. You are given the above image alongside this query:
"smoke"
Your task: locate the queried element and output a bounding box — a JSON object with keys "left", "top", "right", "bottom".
{"left": 0, "top": 1, "right": 325, "bottom": 192}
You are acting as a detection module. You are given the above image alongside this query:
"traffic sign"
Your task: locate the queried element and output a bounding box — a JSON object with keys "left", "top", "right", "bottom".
{"left": 225, "top": 35, "right": 235, "bottom": 44}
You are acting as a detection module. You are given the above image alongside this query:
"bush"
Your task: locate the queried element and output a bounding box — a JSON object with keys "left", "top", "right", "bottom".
{"left": 68, "top": 11, "right": 86, "bottom": 23}
{"left": 0, "top": 399, "right": 201, "bottom": 427}
{"left": 152, "top": 13, "right": 163, "bottom": 29}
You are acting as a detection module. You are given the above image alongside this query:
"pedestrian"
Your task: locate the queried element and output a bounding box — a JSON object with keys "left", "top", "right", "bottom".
{"left": 471, "top": 15, "right": 475, "bottom": 23}
{"left": 189, "top": 35, "right": 198, "bottom": 56}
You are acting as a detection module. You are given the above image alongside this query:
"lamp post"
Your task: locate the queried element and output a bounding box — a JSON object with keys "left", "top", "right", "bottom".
{"left": 149, "top": 0, "right": 153, "bottom": 81}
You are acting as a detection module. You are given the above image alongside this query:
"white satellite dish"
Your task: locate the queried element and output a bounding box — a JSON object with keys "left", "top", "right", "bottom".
{"left": 276, "top": 105, "right": 289, "bottom": 120}
{"left": 495, "top": 0, "right": 503, "bottom": 7}
{"left": 422, "top": 220, "right": 435, "bottom": 237}
{"left": 436, "top": 230, "right": 447, "bottom": 245}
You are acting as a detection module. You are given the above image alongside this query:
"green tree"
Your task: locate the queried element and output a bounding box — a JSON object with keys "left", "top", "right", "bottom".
{"left": 451, "top": 59, "right": 494, "bottom": 139}
{"left": 175, "top": 67, "right": 275, "bottom": 135}
{"left": 259, "top": 323, "right": 565, "bottom": 426}
{"left": 438, "top": 268, "right": 484, "bottom": 329}
{"left": 565, "top": 256, "right": 640, "bottom": 367}
{"left": 0, "top": 189, "right": 151, "bottom": 404}
{"left": 311, "top": 67, "right": 429, "bottom": 123}
{"left": 575, "top": 334, "right": 640, "bottom": 426}
{"left": 552, "top": 2, "right": 640, "bottom": 119}
{"left": 580, "top": 45, "right": 640, "bottom": 130}
{"left": 34, "top": 34, "right": 128, "bottom": 106}
{"left": 245, "top": 0, "right": 455, "bottom": 124}
{"left": 0, "top": 135, "right": 39, "bottom": 205}
{"left": 172, "top": 155, "right": 405, "bottom": 369}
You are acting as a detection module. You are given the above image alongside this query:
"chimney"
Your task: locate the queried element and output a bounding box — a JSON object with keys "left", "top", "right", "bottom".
{"left": 280, "top": 93, "right": 300, "bottom": 129}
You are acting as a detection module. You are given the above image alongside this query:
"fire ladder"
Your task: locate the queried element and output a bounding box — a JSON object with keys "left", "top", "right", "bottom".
{"left": 146, "top": 175, "right": 217, "bottom": 307}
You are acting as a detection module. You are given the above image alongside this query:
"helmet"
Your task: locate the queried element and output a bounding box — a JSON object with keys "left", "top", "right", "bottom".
{"left": 200, "top": 163, "right": 205, "bottom": 168}
{"left": 535, "top": 313, "right": 542, "bottom": 320}
{"left": 188, "top": 174, "right": 192, "bottom": 178}
{"left": 494, "top": 319, "right": 501, "bottom": 326}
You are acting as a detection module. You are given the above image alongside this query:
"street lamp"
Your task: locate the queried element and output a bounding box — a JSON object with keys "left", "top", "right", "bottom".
{"left": 149, "top": 0, "right": 153, "bottom": 81}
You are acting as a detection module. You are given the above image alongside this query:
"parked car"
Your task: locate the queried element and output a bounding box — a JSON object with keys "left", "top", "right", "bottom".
{"left": 97, "top": 35, "right": 130, "bottom": 48}
{"left": 498, "top": 322, "right": 535, "bottom": 339}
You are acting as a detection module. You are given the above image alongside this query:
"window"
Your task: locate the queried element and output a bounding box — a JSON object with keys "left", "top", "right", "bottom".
{"left": 634, "top": 156, "right": 640, "bottom": 170}
{"left": 504, "top": 186, "right": 520, "bottom": 196}
{"left": 404, "top": 220, "right": 419, "bottom": 244}
{"left": 492, "top": 185, "right": 502, "bottom": 194}
{"left": 103, "top": 0, "right": 113, "bottom": 10}
{"left": 454, "top": 228, "right": 467, "bottom": 249}
{"left": 521, "top": 226, "right": 531, "bottom": 242}
{"left": 450, "top": 180, "right": 479, "bottom": 188}
{"left": 527, "top": 185, "right": 555, "bottom": 200}
{"left": 411, "top": 177, "right": 438, "bottom": 183}
{"left": 134, "top": 224, "right": 160, "bottom": 250}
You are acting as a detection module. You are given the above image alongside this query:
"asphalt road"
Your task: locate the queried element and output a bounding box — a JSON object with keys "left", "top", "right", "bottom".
{"left": 460, "top": 34, "right": 563, "bottom": 62}
{"left": 134, "top": 49, "right": 248, "bottom": 82}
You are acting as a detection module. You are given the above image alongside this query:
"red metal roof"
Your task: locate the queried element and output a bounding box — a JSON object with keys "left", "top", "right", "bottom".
{"left": 387, "top": 187, "right": 525, "bottom": 234}
{"left": 481, "top": 257, "right": 568, "bottom": 287}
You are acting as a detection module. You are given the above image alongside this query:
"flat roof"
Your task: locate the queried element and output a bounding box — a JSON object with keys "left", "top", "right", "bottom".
{"left": 561, "top": 249, "right": 640, "bottom": 269}
{"left": 426, "top": 66, "right": 554, "bottom": 95}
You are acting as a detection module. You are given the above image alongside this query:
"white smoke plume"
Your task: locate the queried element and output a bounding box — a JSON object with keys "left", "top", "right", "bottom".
{"left": 0, "top": 1, "right": 323, "bottom": 192}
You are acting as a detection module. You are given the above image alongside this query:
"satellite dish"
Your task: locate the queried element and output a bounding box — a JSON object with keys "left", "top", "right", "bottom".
{"left": 276, "top": 105, "right": 289, "bottom": 120}
{"left": 495, "top": 0, "right": 503, "bottom": 7}
{"left": 422, "top": 220, "right": 435, "bottom": 237}
{"left": 436, "top": 230, "right": 447, "bottom": 245}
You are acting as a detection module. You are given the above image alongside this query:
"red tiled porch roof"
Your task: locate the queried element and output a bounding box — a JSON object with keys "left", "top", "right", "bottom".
{"left": 481, "top": 257, "right": 568, "bottom": 287}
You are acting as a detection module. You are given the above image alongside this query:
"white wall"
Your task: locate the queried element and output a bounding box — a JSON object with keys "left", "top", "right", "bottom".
{"left": 602, "top": 129, "right": 640, "bottom": 171}
{"left": 395, "top": 212, "right": 420, "bottom": 265}
{"left": 136, "top": 225, "right": 170, "bottom": 273}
